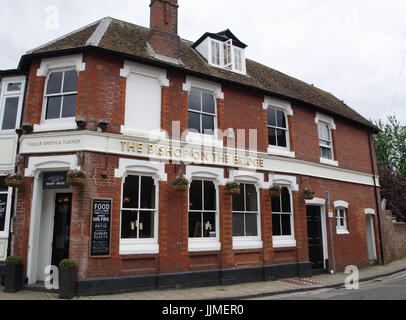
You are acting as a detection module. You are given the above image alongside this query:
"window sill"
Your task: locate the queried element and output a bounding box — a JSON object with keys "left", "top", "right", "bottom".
{"left": 119, "top": 241, "right": 159, "bottom": 255}
{"left": 188, "top": 240, "right": 221, "bottom": 252}
{"left": 186, "top": 132, "right": 223, "bottom": 148}
{"left": 320, "top": 157, "right": 339, "bottom": 167}
{"left": 267, "top": 146, "right": 295, "bottom": 158}
{"left": 34, "top": 120, "right": 78, "bottom": 133}
{"left": 232, "top": 239, "right": 263, "bottom": 250}
{"left": 121, "top": 126, "right": 166, "bottom": 141}
{"left": 272, "top": 238, "right": 297, "bottom": 248}
{"left": 336, "top": 229, "right": 350, "bottom": 235}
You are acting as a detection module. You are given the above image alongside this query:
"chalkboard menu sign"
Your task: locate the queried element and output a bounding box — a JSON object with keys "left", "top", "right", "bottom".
{"left": 43, "top": 172, "right": 68, "bottom": 189}
{"left": 90, "top": 198, "right": 112, "bottom": 257}
{"left": 0, "top": 194, "right": 7, "bottom": 232}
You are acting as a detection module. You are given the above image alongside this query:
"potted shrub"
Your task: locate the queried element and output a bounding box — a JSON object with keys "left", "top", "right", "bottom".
{"left": 59, "top": 259, "right": 77, "bottom": 299}
{"left": 5, "top": 173, "right": 24, "bottom": 188}
{"left": 3, "top": 256, "right": 23, "bottom": 293}
{"left": 225, "top": 181, "right": 241, "bottom": 195}
{"left": 269, "top": 185, "right": 283, "bottom": 198}
{"left": 303, "top": 187, "right": 316, "bottom": 200}
{"left": 173, "top": 176, "right": 189, "bottom": 192}
{"left": 66, "top": 170, "right": 86, "bottom": 186}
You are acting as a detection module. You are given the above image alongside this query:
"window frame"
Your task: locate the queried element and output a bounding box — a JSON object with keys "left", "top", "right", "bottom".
{"left": 267, "top": 107, "right": 289, "bottom": 148}
{"left": 0, "top": 77, "right": 25, "bottom": 134}
{"left": 188, "top": 88, "right": 217, "bottom": 136}
{"left": 0, "top": 177, "right": 12, "bottom": 238}
{"left": 315, "top": 112, "right": 338, "bottom": 166}
{"left": 208, "top": 38, "right": 246, "bottom": 75}
{"left": 318, "top": 121, "right": 334, "bottom": 160}
{"left": 120, "top": 173, "right": 159, "bottom": 254}
{"left": 334, "top": 200, "right": 349, "bottom": 235}
{"left": 271, "top": 186, "right": 295, "bottom": 245}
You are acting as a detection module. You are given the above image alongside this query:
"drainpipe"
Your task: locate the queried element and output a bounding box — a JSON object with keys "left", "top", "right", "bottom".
{"left": 368, "top": 132, "right": 384, "bottom": 264}
{"left": 6, "top": 70, "right": 29, "bottom": 258}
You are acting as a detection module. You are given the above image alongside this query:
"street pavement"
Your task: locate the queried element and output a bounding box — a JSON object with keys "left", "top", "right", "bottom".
{"left": 0, "top": 257, "right": 406, "bottom": 300}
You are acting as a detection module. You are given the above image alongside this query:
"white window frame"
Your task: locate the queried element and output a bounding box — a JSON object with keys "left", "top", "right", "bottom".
{"left": 0, "top": 177, "right": 12, "bottom": 238}
{"left": 0, "top": 77, "right": 26, "bottom": 134}
{"left": 34, "top": 55, "right": 85, "bottom": 133}
{"left": 186, "top": 166, "right": 225, "bottom": 252}
{"left": 334, "top": 200, "right": 349, "bottom": 234}
{"left": 115, "top": 159, "right": 167, "bottom": 255}
{"left": 315, "top": 112, "right": 338, "bottom": 166}
{"left": 263, "top": 96, "right": 295, "bottom": 158}
{"left": 183, "top": 76, "right": 224, "bottom": 147}
{"left": 208, "top": 38, "right": 246, "bottom": 75}
{"left": 271, "top": 186, "right": 296, "bottom": 245}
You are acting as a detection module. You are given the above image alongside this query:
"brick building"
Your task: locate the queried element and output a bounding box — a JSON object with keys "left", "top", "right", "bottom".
{"left": 9, "top": 0, "right": 383, "bottom": 295}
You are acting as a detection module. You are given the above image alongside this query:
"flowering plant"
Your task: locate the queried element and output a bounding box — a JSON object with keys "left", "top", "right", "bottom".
{"left": 173, "top": 176, "right": 189, "bottom": 186}
{"left": 6, "top": 173, "right": 23, "bottom": 181}
{"left": 225, "top": 181, "right": 240, "bottom": 190}
{"left": 67, "top": 170, "right": 85, "bottom": 179}
{"left": 269, "top": 185, "right": 282, "bottom": 193}
{"left": 303, "top": 188, "right": 316, "bottom": 196}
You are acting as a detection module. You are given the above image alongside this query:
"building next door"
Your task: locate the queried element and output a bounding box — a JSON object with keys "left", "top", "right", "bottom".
{"left": 306, "top": 206, "right": 325, "bottom": 271}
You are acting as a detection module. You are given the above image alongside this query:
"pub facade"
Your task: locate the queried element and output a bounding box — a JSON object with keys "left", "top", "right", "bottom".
{"left": 9, "top": 0, "right": 383, "bottom": 295}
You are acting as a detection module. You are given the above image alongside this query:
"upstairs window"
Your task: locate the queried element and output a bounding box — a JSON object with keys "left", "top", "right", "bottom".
{"left": 188, "top": 89, "right": 216, "bottom": 135}
{"left": 0, "top": 79, "right": 24, "bottom": 131}
{"left": 267, "top": 107, "right": 288, "bottom": 148}
{"left": 318, "top": 121, "right": 333, "bottom": 160}
{"left": 208, "top": 39, "right": 245, "bottom": 74}
{"left": 44, "top": 70, "right": 78, "bottom": 120}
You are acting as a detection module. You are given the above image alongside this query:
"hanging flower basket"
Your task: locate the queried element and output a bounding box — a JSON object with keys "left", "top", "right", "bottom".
{"left": 303, "top": 188, "right": 315, "bottom": 200}
{"left": 225, "top": 182, "right": 241, "bottom": 195}
{"left": 173, "top": 176, "right": 189, "bottom": 192}
{"left": 5, "top": 173, "right": 24, "bottom": 188}
{"left": 66, "top": 170, "right": 86, "bottom": 186}
{"left": 269, "top": 185, "right": 282, "bottom": 198}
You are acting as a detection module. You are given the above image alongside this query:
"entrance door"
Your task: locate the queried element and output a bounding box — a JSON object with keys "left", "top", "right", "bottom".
{"left": 51, "top": 193, "right": 72, "bottom": 267}
{"left": 306, "top": 206, "right": 324, "bottom": 270}
{"left": 366, "top": 215, "right": 377, "bottom": 261}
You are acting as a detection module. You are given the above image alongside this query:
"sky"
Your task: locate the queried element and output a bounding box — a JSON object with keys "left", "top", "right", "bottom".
{"left": 0, "top": 0, "right": 405, "bottom": 125}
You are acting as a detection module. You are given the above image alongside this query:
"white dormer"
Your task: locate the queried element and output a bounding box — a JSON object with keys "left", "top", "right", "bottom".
{"left": 193, "top": 29, "right": 247, "bottom": 75}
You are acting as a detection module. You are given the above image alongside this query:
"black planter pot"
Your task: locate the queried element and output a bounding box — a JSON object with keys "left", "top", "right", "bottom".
{"left": 59, "top": 270, "right": 77, "bottom": 299}
{"left": 4, "top": 264, "right": 23, "bottom": 293}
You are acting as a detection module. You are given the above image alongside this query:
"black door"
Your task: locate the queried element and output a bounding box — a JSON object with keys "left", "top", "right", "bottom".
{"left": 306, "top": 206, "right": 324, "bottom": 270}
{"left": 51, "top": 193, "right": 72, "bottom": 267}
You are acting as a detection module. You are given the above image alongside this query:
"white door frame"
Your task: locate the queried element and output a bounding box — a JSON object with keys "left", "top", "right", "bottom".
{"left": 25, "top": 155, "right": 79, "bottom": 284}
{"left": 305, "top": 198, "right": 328, "bottom": 270}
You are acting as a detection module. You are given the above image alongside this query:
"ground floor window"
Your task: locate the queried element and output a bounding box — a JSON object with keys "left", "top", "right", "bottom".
{"left": 0, "top": 177, "right": 9, "bottom": 232}
{"left": 121, "top": 175, "right": 156, "bottom": 239}
{"left": 336, "top": 208, "right": 348, "bottom": 233}
{"left": 272, "top": 187, "right": 293, "bottom": 237}
{"left": 232, "top": 183, "right": 259, "bottom": 237}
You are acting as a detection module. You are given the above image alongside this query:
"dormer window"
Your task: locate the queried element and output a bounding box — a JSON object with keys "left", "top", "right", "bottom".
{"left": 194, "top": 30, "right": 247, "bottom": 75}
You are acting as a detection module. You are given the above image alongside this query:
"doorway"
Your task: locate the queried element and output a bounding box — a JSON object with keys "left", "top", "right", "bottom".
{"left": 306, "top": 206, "right": 326, "bottom": 271}
{"left": 366, "top": 214, "right": 377, "bottom": 262}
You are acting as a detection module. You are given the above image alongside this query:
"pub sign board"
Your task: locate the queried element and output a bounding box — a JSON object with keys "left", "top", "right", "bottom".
{"left": 43, "top": 172, "right": 69, "bottom": 189}
{"left": 90, "top": 198, "right": 112, "bottom": 257}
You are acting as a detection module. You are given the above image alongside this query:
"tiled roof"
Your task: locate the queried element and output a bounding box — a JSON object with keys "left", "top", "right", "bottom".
{"left": 27, "top": 17, "right": 376, "bottom": 130}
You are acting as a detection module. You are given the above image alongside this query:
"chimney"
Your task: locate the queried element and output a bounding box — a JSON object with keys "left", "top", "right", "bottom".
{"left": 148, "top": 0, "right": 180, "bottom": 63}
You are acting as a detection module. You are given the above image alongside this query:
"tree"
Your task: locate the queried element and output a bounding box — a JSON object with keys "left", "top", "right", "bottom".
{"left": 373, "top": 115, "right": 406, "bottom": 221}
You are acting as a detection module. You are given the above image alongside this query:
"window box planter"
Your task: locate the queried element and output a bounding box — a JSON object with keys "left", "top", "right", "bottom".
{"left": 66, "top": 170, "right": 86, "bottom": 186}
{"left": 3, "top": 256, "right": 23, "bottom": 293}
{"left": 5, "top": 174, "right": 24, "bottom": 188}
{"left": 225, "top": 182, "right": 241, "bottom": 195}
{"left": 173, "top": 176, "right": 189, "bottom": 193}
{"left": 58, "top": 259, "right": 77, "bottom": 300}
{"left": 269, "top": 186, "right": 282, "bottom": 198}
{"left": 303, "top": 188, "right": 316, "bottom": 200}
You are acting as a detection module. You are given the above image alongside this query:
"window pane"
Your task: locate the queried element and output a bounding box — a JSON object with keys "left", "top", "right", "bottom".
{"left": 123, "top": 176, "right": 139, "bottom": 209}
{"left": 189, "top": 212, "right": 202, "bottom": 238}
{"left": 245, "top": 184, "right": 257, "bottom": 212}
{"left": 46, "top": 72, "right": 63, "bottom": 94}
{"left": 203, "top": 212, "right": 216, "bottom": 238}
{"left": 0, "top": 177, "right": 7, "bottom": 192}
{"left": 276, "top": 110, "right": 286, "bottom": 128}
{"left": 63, "top": 70, "right": 78, "bottom": 93}
{"left": 281, "top": 187, "right": 291, "bottom": 213}
{"left": 46, "top": 96, "right": 62, "bottom": 119}
{"left": 267, "top": 108, "right": 276, "bottom": 127}
{"left": 318, "top": 122, "right": 330, "bottom": 140}
{"left": 202, "top": 92, "right": 215, "bottom": 114}
{"left": 272, "top": 214, "right": 281, "bottom": 236}
{"left": 139, "top": 211, "right": 154, "bottom": 239}
{"left": 188, "top": 112, "right": 201, "bottom": 133}
{"left": 140, "top": 176, "right": 155, "bottom": 209}
{"left": 204, "top": 181, "right": 216, "bottom": 211}
{"left": 7, "top": 82, "right": 21, "bottom": 92}
{"left": 0, "top": 193, "right": 7, "bottom": 231}
{"left": 121, "top": 210, "right": 138, "bottom": 239}
{"left": 188, "top": 90, "right": 201, "bottom": 111}
{"left": 281, "top": 214, "right": 292, "bottom": 236}
{"left": 202, "top": 114, "right": 214, "bottom": 134}
{"left": 276, "top": 129, "right": 287, "bottom": 147}
{"left": 268, "top": 127, "right": 277, "bottom": 146}
{"left": 2, "top": 97, "right": 19, "bottom": 130}
{"left": 271, "top": 195, "right": 281, "bottom": 213}
{"left": 232, "top": 212, "right": 244, "bottom": 236}
{"left": 245, "top": 213, "right": 258, "bottom": 236}
{"left": 190, "top": 180, "right": 202, "bottom": 210}
{"left": 61, "top": 94, "right": 77, "bottom": 118}
{"left": 321, "top": 146, "right": 332, "bottom": 159}
{"left": 232, "top": 184, "right": 244, "bottom": 212}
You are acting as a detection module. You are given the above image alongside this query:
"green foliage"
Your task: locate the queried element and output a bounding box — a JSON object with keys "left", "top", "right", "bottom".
{"left": 67, "top": 170, "right": 85, "bottom": 179}
{"left": 173, "top": 176, "right": 189, "bottom": 186}
{"left": 303, "top": 188, "right": 316, "bottom": 196}
{"left": 59, "top": 259, "right": 77, "bottom": 271}
{"left": 6, "top": 256, "right": 22, "bottom": 266}
{"left": 225, "top": 181, "right": 240, "bottom": 190}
